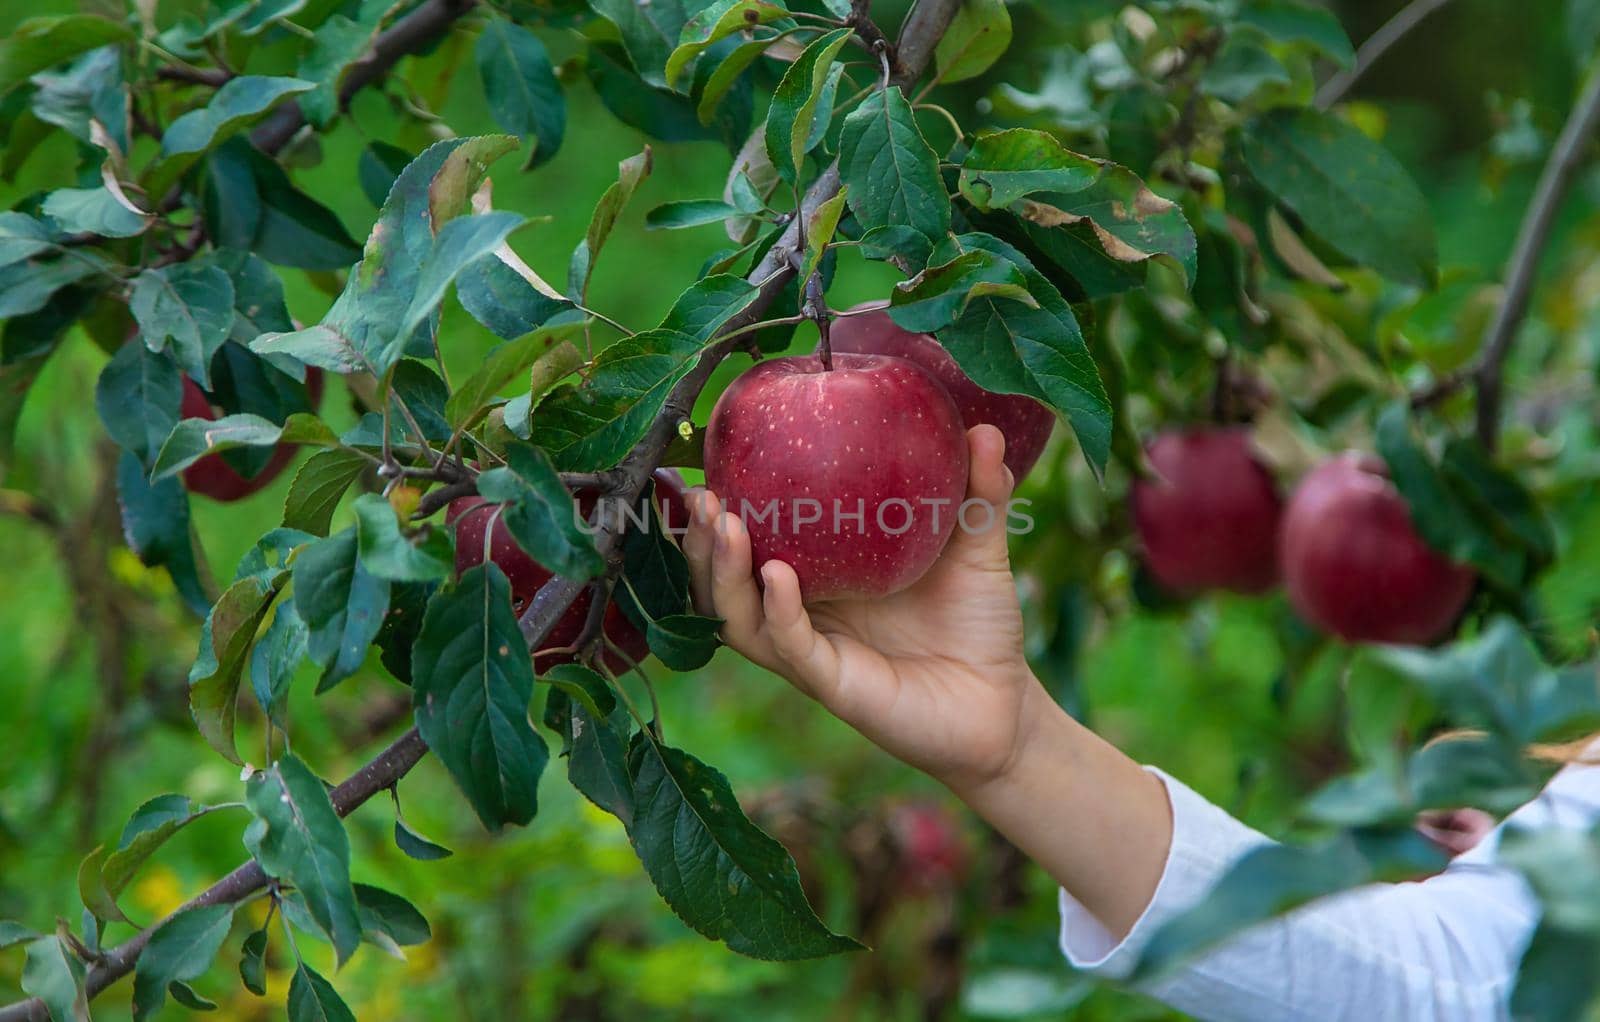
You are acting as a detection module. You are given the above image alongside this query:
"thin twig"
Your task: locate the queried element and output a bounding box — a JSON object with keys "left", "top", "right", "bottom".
{"left": 1315, "top": 0, "right": 1454, "bottom": 109}
{"left": 1471, "top": 56, "right": 1600, "bottom": 448}
{"left": 252, "top": 0, "right": 478, "bottom": 154}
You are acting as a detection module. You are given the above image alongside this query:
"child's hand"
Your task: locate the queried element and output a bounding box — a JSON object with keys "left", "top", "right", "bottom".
{"left": 684, "top": 425, "right": 1050, "bottom": 789}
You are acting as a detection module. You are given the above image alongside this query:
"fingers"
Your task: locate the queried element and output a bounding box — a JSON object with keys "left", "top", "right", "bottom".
{"left": 759, "top": 560, "right": 841, "bottom": 702}
{"left": 707, "top": 510, "right": 769, "bottom": 649}
{"left": 942, "top": 424, "right": 1015, "bottom": 566}
{"left": 683, "top": 488, "right": 720, "bottom": 616}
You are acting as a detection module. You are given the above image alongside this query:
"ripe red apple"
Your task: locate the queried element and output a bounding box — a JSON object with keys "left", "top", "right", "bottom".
{"left": 181, "top": 368, "right": 325, "bottom": 501}
{"left": 1280, "top": 453, "right": 1476, "bottom": 645}
{"left": 704, "top": 353, "right": 970, "bottom": 602}
{"left": 888, "top": 801, "right": 969, "bottom": 895}
{"left": 449, "top": 469, "right": 689, "bottom": 673}
{"left": 1130, "top": 428, "right": 1284, "bottom": 594}
{"left": 831, "top": 303, "right": 1055, "bottom": 482}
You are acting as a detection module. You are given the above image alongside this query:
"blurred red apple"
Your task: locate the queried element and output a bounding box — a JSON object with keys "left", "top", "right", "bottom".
{"left": 1130, "top": 428, "right": 1283, "bottom": 594}
{"left": 449, "top": 469, "right": 689, "bottom": 673}
{"left": 831, "top": 303, "right": 1055, "bottom": 482}
{"left": 889, "top": 801, "right": 969, "bottom": 895}
{"left": 180, "top": 367, "right": 324, "bottom": 502}
{"left": 704, "top": 353, "right": 969, "bottom": 602}
{"left": 1281, "top": 453, "right": 1476, "bottom": 644}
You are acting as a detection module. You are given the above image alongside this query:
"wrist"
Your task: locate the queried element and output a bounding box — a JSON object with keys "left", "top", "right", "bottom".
{"left": 944, "top": 674, "right": 1077, "bottom": 802}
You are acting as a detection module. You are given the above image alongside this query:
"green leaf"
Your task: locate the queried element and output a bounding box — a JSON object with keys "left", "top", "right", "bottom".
{"left": 282, "top": 448, "right": 369, "bottom": 536}
{"left": 353, "top": 884, "right": 431, "bottom": 949}
{"left": 958, "top": 128, "right": 1101, "bottom": 211}
{"left": 131, "top": 903, "right": 235, "bottom": 1021}
{"left": 97, "top": 342, "right": 181, "bottom": 468}
{"left": 628, "top": 735, "right": 860, "bottom": 959}
{"left": 933, "top": 0, "right": 1012, "bottom": 83}
{"left": 392, "top": 211, "right": 525, "bottom": 369}
{"left": 256, "top": 136, "right": 518, "bottom": 376}
{"left": 1368, "top": 618, "right": 1600, "bottom": 746}
{"left": 889, "top": 249, "right": 1034, "bottom": 333}
{"left": 238, "top": 927, "right": 268, "bottom": 996}
{"left": 1239, "top": 108, "right": 1437, "bottom": 288}
{"left": 666, "top": 0, "right": 789, "bottom": 88}
{"left": 645, "top": 614, "right": 722, "bottom": 670}
{"left": 288, "top": 963, "right": 355, "bottom": 1022}
{"left": 115, "top": 452, "right": 211, "bottom": 616}
{"left": 250, "top": 602, "right": 304, "bottom": 726}
{"left": 150, "top": 413, "right": 282, "bottom": 480}
{"left": 476, "top": 444, "right": 605, "bottom": 580}
{"left": 243, "top": 755, "right": 362, "bottom": 967}
{"left": 657, "top": 274, "right": 761, "bottom": 341}
{"left": 542, "top": 662, "right": 617, "bottom": 721}
{"left": 189, "top": 574, "right": 281, "bottom": 764}
{"left": 444, "top": 323, "right": 585, "bottom": 431}
{"left": 0, "top": 14, "right": 132, "bottom": 96}
{"left": 616, "top": 485, "right": 691, "bottom": 631}
{"left": 1136, "top": 836, "right": 1430, "bottom": 978}
{"left": 800, "top": 186, "right": 848, "bottom": 285}
{"left": 0, "top": 212, "right": 56, "bottom": 267}
{"left": 1012, "top": 164, "right": 1198, "bottom": 291}
{"left": 586, "top": 41, "right": 743, "bottom": 145}
{"left": 353, "top": 493, "right": 453, "bottom": 582}
{"left": 1200, "top": 34, "right": 1291, "bottom": 103}
{"left": 413, "top": 563, "right": 548, "bottom": 830}
{"left": 21, "top": 936, "right": 88, "bottom": 1022}
{"left": 839, "top": 89, "right": 952, "bottom": 240}
{"left": 131, "top": 264, "right": 236, "bottom": 389}
{"left": 167, "top": 979, "right": 217, "bottom": 1011}
{"left": 83, "top": 795, "right": 230, "bottom": 924}
{"left": 1238, "top": 0, "right": 1355, "bottom": 67}
{"left": 375, "top": 580, "right": 434, "bottom": 684}
{"left": 764, "top": 28, "right": 851, "bottom": 185}
{"left": 587, "top": 0, "right": 697, "bottom": 89}
{"left": 645, "top": 199, "right": 738, "bottom": 230}
{"left": 557, "top": 700, "right": 634, "bottom": 825}
{"left": 230, "top": 142, "right": 362, "bottom": 271}
{"left": 697, "top": 35, "right": 774, "bottom": 125}
{"left": 0, "top": 254, "right": 108, "bottom": 319}
{"left": 292, "top": 527, "right": 391, "bottom": 692}
{"left": 570, "top": 148, "right": 652, "bottom": 301}
{"left": 394, "top": 817, "right": 453, "bottom": 861}
{"left": 859, "top": 224, "right": 934, "bottom": 272}
{"left": 532, "top": 328, "right": 711, "bottom": 471}
{"left": 358, "top": 141, "right": 412, "bottom": 208}
{"left": 297, "top": 2, "right": 398, "bottom": 128}
{"left": 161, "top": 76, "right": 313, "bottom": 158}
{"left": 456, "top": 255, "right": 578, "bottom": 341}
{"left": 930, "top": 233, "right": 1109, "bottom": 474}
{"left": 41, "top": 184, "right": 151, "bottom": 238}
{"left": 1441, "top": 437, "right": 1556, "bottom": 570}
{"left": 476, "top": 18, "right": 566, "bottom": 167}
{"left": 1375, "top": 406, "right": 1519, "bottom": 588}
{"left": 0, "top": 921, "right": 41, "bottom": 950}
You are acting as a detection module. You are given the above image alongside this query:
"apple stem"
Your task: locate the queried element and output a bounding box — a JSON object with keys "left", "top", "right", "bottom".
{"left": 803, "top": 271, "right": 833, "bottom": 371}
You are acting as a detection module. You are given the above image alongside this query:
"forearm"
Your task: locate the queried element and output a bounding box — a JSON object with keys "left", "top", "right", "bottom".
{"left": 946, "top": 680, "right": 1173, "bottom": 938}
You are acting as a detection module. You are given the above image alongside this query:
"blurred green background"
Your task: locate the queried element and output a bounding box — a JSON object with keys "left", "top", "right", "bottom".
{"left": 2, "top": 0, "right": 1599, "bottom": 1019}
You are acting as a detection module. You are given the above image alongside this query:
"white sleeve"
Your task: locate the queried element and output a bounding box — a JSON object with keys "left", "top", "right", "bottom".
{"left": 1059, "top": 763, "right": 1600, "bottom": 1022}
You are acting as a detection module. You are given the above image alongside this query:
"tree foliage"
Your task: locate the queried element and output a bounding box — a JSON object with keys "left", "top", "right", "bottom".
{"left": 0, "top": 0, "right": 1597, "bottom": 1019}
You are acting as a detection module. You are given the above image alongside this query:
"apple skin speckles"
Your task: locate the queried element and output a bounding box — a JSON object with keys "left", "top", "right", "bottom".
{"left": 704, "top": 352, "right": 970, "bottom": 602}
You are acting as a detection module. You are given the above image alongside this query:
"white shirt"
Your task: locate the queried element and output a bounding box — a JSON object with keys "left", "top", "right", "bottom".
{"left": 1059, "top": 762, "right": 1600, "bottom": 1021}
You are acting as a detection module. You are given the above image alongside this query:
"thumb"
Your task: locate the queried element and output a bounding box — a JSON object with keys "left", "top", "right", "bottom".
{"left": 941, "top": 424, "right": 1014, "bottom": 566}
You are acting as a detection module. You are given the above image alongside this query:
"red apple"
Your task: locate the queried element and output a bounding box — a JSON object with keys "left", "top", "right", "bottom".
{"left": 1130, "top": 428, "right": 1284, "bottom": 594}
{"left": 1280, "top": 453, "right": 1476, "bottom": 645}
{"left": 831, "top": 303, "right": 1055, "bottom": 482}
{"left": 449, "top": 469, "right": 689, "bottom": 673}
{"left": 704, "top": 353, "right": 970, "bottom": 602}
{"left": 181, "top": 368, "right": 325, "bottom": 501}
{"left": 888, "top": 801, "right": 969, "bottom": 895}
